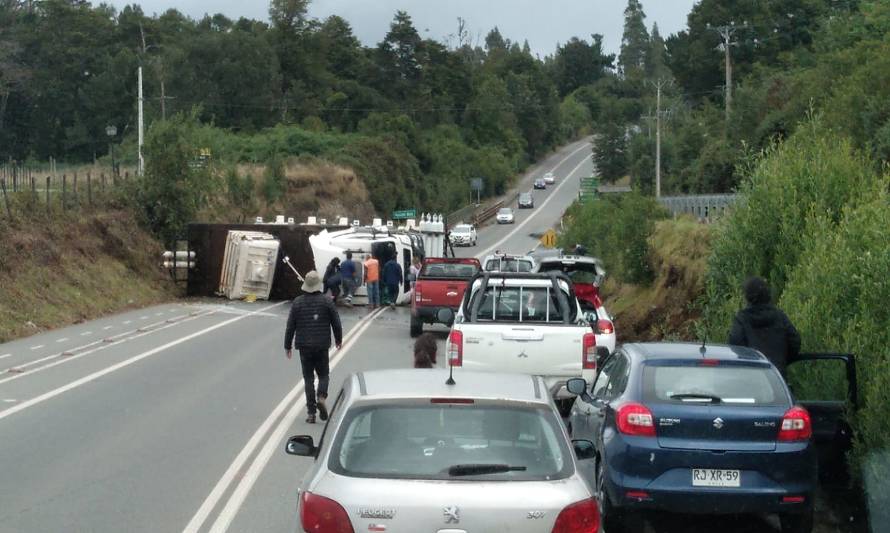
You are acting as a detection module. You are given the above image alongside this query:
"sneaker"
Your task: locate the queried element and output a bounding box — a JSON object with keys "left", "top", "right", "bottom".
{"left": 306, "top": 414, "right": 316, "bottom": 424}
{"left": 318, "top": 397, "right": 328, "bottom": 421}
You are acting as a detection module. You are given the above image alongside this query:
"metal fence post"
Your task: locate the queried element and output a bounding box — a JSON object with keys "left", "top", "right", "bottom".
{"left": 73, "top": 172, "right": 78, "bottom": 205}
{"left": 46, "top": 176, "right": 51, "bottom": 213}
{"left": 62, "top": 174, "right": 67, "bottom": 210}
{"left": 87, "top": 172, "right": 92, "bottom": 206}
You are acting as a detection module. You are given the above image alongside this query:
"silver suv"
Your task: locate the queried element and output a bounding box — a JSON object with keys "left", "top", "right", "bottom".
{"left": 286, "top": 369, "right": 599, "bottom": 532}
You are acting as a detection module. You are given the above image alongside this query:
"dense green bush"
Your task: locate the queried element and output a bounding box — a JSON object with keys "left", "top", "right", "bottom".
{"left": 559, "top": 192, "right": 668, "bottom": 284}
{"left": 700, "top": 119, "right": 879, "bottom": 340}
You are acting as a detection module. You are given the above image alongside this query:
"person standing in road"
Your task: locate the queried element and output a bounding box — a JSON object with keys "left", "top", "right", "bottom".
{"left": 340, "top": 252, "right": 358, "bottom": 306}
{"left": 728, "top": 276, "right": 801, "bottom": 378}
{"left": 322, "top": 257, "right": 341, "bottom": 303}
{"left": 383, "top": 257, "right": 403, "bottom": 309}
{"left": 363, "top": 255, "right": 380, "bottom": 309}
{"left": 284, "top": 271, "right": 343, "bottom": 424}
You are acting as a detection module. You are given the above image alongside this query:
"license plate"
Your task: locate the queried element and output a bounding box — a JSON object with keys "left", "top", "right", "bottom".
{"left": 692, "top": 468, "right": 740, "bottom": 487}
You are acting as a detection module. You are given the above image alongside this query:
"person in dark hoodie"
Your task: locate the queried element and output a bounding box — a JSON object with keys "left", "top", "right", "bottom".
{"left": 728, "top": 276, "right": 801, "bottom": 377}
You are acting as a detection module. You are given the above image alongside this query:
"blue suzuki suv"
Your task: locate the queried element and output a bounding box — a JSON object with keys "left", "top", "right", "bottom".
{"left": 566, "top": 343, "right": 855, "bottom": 533}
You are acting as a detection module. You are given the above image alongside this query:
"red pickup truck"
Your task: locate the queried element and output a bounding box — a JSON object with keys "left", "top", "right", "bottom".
{"left": 410, "top": 257, "right": 481, "bottom": 337}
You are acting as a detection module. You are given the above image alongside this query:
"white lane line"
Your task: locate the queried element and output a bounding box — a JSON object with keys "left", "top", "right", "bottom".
{"left": 103, "top": 326, "right": 113, "bottom": 330}
{"left": 3, "top": 399, "right": 16, "bottom": 403}
{"left": 184, "top": 307, "right": 385, "bottom": 533}
{"left": 0, "top": 303, "right": 285, "bottom": 422}
{"left": 0, "top": 354, "right": 11, "bottom": 361}
{"left": 155, "top": 312, "right": 164, "bottom": 317}
{"left": 29, "top": 345, "right": 45, "bottom": 350}
{"left": 123, "top": 320, "right": 132, "bottom": 325}
{"left": 56, "top": 338, "right": 69, "bottom": 343}
{"left": 140, "top": 316, "right": 149, "bottom": 320}
{"left": 80, "top": 331, "right": 93, "bottom": 336}
{"left": 480, "top": 150, "right": 591, "bottom": 258}
{"left": 0, "top": 313, "right": 208, "bottom": 386}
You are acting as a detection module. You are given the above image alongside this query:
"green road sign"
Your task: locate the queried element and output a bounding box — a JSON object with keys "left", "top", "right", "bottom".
{"left": 392, "top": 208, "right": 417, "bottom": 220}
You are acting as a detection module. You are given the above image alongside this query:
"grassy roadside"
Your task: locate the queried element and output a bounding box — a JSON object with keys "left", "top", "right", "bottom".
{"left": 0, "top": 207, "right": 175, "bottom": 343}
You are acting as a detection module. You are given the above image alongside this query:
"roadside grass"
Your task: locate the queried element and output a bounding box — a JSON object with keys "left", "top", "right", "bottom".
{"left": 0, "top": 208, "right": 174, "bottom": 343}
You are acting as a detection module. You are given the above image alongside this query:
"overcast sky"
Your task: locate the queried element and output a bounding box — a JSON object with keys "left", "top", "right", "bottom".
{"left": 108, "top": 0, "right": 698, "bottom": 58}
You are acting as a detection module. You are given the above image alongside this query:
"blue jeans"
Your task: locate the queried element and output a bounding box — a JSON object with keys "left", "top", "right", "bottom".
{"left": 366, "top": 281, "right": 380, "bottom": 306}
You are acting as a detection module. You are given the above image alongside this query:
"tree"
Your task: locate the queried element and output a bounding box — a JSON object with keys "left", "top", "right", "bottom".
{"left": 646, "top": 23, "right": 669, "bottom": 80}
{"left": 618, "top": 0, "right": 650, "bottom": 80}
{"left": 376, "top": 11, "right": 423, "bottom": 100}
{"left": 553, "top": 35, "right": 615, "bottom": 97}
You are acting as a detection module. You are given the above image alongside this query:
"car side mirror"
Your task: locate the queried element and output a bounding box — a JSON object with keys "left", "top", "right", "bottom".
{"left": 566, "top": 377, "right": 594, "bottom": 404}
{"left": 437, "top": 308, "right": 455, "bottom": 325}
{"left": 285, "top": 435, "right": 316, "bottom": 457}
{"left": 572, "top": 439, "right": 596, "bottom": 461}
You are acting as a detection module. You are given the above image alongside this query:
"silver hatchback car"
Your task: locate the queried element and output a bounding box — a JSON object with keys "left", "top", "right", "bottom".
{"left": 286, "top": 369, "right": 599, "bottom": 533}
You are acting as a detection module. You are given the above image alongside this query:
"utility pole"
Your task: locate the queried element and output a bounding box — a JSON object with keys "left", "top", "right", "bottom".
{"left": 648, "top": 77, "right": 671, "bottom": 198}
{"left": 707, "top": 21, "right": 746, "bottom": 122}
{"left": 138, "top": 66, "right": 144, "bottom": 176}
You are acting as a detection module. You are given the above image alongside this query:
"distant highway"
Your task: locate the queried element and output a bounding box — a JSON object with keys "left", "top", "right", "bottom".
{"left": 0, "top": 139, "right": 828, "bottom": 532}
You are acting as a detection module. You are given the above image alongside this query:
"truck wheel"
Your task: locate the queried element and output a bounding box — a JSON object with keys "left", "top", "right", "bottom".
{"left": 410, "top": 317, "right": 422, "bottom": 338}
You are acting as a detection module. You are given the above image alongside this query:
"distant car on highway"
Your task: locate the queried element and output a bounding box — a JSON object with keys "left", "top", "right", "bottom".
{"left": 482, "top": 252, "right": 536, "bottom": 273}
{"left": 543, "top": 172, "right": 556, "bottom": 185}
{"left": 496, "top": 207, "right": 515, "bottom": 224}
{"left": 518, "top": 192, "right": 534, "bottom": 209}
{"left": 567, "top": 343, "right": 856, "bottom": 533}
{"left": 448, "top": 223, "right": 477, "bottom": 246}
{"left": 285, "top": 369, "right": 600, "bottom": 533}
{"left": 534, "top": 178, "right": 547, "bottom": 189}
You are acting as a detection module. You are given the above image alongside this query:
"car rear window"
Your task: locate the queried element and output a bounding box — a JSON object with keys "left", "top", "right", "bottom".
{"left": 330, "top": 404, "right": 572, "bottom": 481}
{"left": 484, "top": 259, "right": 533, "bottom": 272}
{"left": 642, "top": 363, "right": 787, "bottom": 406}
{"left": 539, "top": 262, "right": 601, "bottom": 284}
{"left": 420, "top": 262, "right": 479, "bottom": 279}
{"left": 452, "top": 226, "right": 472, "bottom": 234}
{"left": 473, "top": 286, "right": 565, "bottom": 323}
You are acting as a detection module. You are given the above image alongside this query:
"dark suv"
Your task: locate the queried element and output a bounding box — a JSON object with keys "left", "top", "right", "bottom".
{"left": 567, "top": 343, "right": 856, "bottom": 533}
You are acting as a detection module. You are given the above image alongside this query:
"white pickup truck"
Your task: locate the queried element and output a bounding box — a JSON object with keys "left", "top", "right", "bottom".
{"left": 440, "top": 272, "right": 607, "bottom": 415}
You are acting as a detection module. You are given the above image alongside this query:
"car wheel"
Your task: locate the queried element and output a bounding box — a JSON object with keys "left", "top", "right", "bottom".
{"left": 597, "top": 461, "right": 644, "bottom": 533}
{"left": 409, "top": 316, "right": 422, "bottom": 338}
{"left": 779, "top": 505, "right": 814, "bottom": 533}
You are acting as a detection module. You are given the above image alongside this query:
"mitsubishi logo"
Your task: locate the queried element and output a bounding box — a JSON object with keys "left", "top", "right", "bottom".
{"left": 443, "top": 506, "right": 460, "bottom": 524}
{"left": 713, "top": 417, "right": 725, "bottom": 429}
{"left": 517, "top": 348, "right": 528, "bottom": 358}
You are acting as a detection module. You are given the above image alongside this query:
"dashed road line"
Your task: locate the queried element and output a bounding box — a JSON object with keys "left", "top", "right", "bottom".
{"left": 29, "top": 345, "right": 45, "bottom": 350}
{"left": 123, "top": 320, "right": 132, "bottom": 325}
{"left": 140, "top": 316, "right": 149, "bottom": 320}
{"left": 56, "top": 338, "right": 69, "bottom": 343}
{"left": 0, "top": 354, "right": 11, "bottom": 360}
{"left": 80, "top": 331, "right": 93, "bottom": 336}
{"left": 0, "top": 302, "right": 286, "bottom": 422}
{"left": 103, "top": 326, "right": 113, "bottom": 330}
{"left": 2, "top": 399, "right": 16, "bottom": 403}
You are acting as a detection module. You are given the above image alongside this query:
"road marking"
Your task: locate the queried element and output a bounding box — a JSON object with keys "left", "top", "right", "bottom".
{"left": 155, "top": 312, "right": 164, "bottom": 317}
{"left": 29, "top": 345, "right": 44, "bottom": 350}
{"left": 56, "top": 338, "right": 69, "bottom": 343}
{"left": 0, "top": 313, "right": 204, "bottom": 386}
{"left": 0, "top": 303, "right": 285, "bottom": 422}
{"left": 480, "top": 150, "right": 591, "bottom": 258}
{"left": 103, "top": 326, "right": 113, "bottom": 330}
{"left": 123, "top": 320, "right": 132, "bottom": 325}
{"left": 184, "top": 307, "right": 385, "bottom": 533}
{"left": 140, "top": 316, "right": 149, "bottom": 320}
{"left": 0, "top": 354, "right": 11, "bottom": 360}
{"left": 3, "top": 399, "right": 15, "bottom": 403}
{"left": 80, "top": 331, "right": 93, "bottom": 336}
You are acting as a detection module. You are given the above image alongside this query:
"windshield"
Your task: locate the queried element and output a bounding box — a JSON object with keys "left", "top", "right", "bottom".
{"left": 642, "top": 363, "right": 787, "bottom": 406}
{"left": 498, "top": 208, "right": 512, "bottom": 215}
{"left": 330, "top": 404, "right": 571, "bottom": 481}
{"left": 420, "top": 262, "right": 479, "bottom": 279}
{"left": 452, "top": 226, "right": 472, "bottom": 234}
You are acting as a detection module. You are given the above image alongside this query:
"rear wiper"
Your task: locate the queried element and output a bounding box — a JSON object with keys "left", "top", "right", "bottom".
{"left": 446, "top": 464, "right": 528, "bottom": 476}
{"left": 670, "top": 393, "right": 722, "bottom": 403}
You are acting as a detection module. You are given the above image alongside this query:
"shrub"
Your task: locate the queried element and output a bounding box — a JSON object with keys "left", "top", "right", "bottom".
{"left": 262, "top": 157, "right": 286, "bottom": 203}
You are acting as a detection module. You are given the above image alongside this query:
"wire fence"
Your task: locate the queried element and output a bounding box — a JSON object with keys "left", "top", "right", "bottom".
{"left": 0, "top": 165, "right": 134, "bottom": 220}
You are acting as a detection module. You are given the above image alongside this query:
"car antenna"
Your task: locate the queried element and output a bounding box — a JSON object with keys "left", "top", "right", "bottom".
{"left": 699, "top": 338, "right": 707, "bottom": 356}
{"left": 446, "top": 364, "right": 456, "bottom": 386}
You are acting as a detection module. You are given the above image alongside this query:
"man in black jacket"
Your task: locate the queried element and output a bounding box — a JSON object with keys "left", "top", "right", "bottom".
{"left": 285, "top": 270, "right": 343, "bottom": 423}
{"left": 728, "top": 276, "right": 801, "bottom": 377}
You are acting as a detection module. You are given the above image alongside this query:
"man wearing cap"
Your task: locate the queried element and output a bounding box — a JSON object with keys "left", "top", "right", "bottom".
{"left": 285, "top": 270, "right": 343, "bottom": 424}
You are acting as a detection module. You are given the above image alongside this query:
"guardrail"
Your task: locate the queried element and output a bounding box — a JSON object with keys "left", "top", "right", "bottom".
{"left": 658, "top": 194, "right": 738, "bottom": 220}
{"left": 473, "top": 200, "right": 505, "bottom": 226}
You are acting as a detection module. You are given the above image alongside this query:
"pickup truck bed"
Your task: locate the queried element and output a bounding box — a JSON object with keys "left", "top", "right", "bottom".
{"left": 410, "top": 257, "right": 481, "bottom": 337}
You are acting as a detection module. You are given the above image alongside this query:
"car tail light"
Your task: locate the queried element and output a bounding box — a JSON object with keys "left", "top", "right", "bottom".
{"left": 625, "top": 490, "right": 651, "bottom": 500}
{"left": 617, "top": 403, "right": 656, "bottom": 437}
{"left": 431, "top": 398, "right": 474, "bottom": 404}
{"left": 596, "top": 319, "right": 614, "bottom": 335}
{"left": 550, "top": 498, "right": 599, "bottom": 533}
{"left": 778, "top": 406, "right": 812, "bottom": 442}
{"left": 782, "top": 496, "right": 806, "bottom": 504}
{"left": 448, "top": 329, "right": 463, "bottom": 366}
{"left": 300, "top": 492, "right": 355, "bottom": 533}
{"left": 582, "top": 333, "right": 596, "bottom": 370}
{"left": 699, "top": 358, "right": 720, "bottom": 366}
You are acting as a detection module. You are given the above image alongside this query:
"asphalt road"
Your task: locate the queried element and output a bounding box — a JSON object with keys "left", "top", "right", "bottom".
{"left": 0, "top": 139, "right": 841, "bottom": 532}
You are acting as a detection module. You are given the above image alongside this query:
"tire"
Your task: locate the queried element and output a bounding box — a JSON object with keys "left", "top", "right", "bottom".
{"left": 597, "top": 461, "right": 645, "bottom": 533}
{"left": 780, "top": 505, "right": 814, "bottom": 533}
{"left": 409, "top": 316, "right": 422, "bottom": 338}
